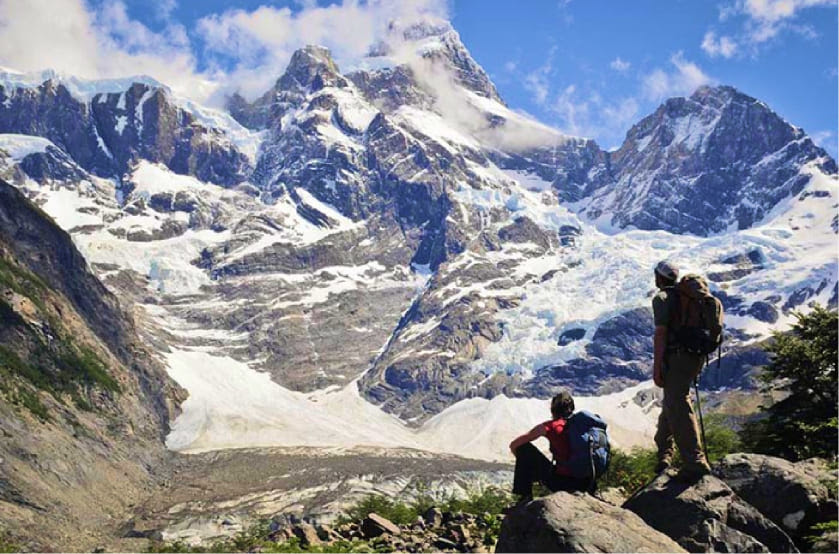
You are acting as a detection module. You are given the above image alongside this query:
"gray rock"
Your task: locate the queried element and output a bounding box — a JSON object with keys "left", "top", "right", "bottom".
{"left": 291, "top": 523, "right": 322, "bottom": 546}
{"left": 810, "top": 530, "right": 838, "bottom": 553}
{"left": 714, "top": 453, "right": 836, "bottom": 537}
{"left": 361, "top": 513, "right": 401, "bottom": 538}
{"left": 495, "top": 491, "right": 686, "bottom": 553}
{"left": 624, "top": 471, "right": 798, "bottom": 553}
{"left": 747, "top": 301, "right": 779, "bottom": 323}
{"left": 424, "top": 507, "right": 444, "bottom": 528}
{"left": 557, "top": 327, "right": 586, "bottom": 346}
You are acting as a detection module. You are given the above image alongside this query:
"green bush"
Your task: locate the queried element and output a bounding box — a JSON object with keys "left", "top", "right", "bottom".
{"left": 740, "top": 306, "right": 838, "bottom": 461}
{"left": 339, "top": 494, "right": 420, "bottom": 526}
{"left": 702, "top": 413, "right": 743, "bottom": 464}
{"left": 599, "top": 447, "right": 657, "bottom": 493}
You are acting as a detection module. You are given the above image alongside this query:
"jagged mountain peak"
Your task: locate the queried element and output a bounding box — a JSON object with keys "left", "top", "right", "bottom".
{"left": 0, "top": 68, "right": 168, "bottom": 101}
{"left": 618, "top": 84, "right": 812, "bottom": 162}
{"left": 275, "top": 44, "right": 347, "bottom": 93}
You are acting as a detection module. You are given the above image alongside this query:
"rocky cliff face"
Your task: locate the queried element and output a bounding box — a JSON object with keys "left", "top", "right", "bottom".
{"left": 0, "top": 178, "right": 182, "bottom": 551}
{"left": 0, "top": 73, "right": 254, "bottom": 186}
{"left": 587, "top": 86, "right": 837, "bottom": 235}
{"left": 0, "top": 20, "right": 835, "bottom": 442}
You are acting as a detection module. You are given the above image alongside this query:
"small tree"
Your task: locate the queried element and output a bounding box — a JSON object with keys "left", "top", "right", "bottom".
{"left": 741, "top": 306, "right": 838, "bottom": 461}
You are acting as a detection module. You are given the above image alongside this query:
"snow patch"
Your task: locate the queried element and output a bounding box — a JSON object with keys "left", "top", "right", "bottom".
{"left": 0, "top": 133, "right": 52, "bottom": 161}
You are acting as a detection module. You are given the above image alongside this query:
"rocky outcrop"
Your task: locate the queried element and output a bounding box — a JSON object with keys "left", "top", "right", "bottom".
{"left": 495, "top": 491, "right": 686, "bottom": 553}
{"left": 714, "top": 453, "right": 837, "bottom": 540}
{"left": 586, "top": 86, "right": 837, "bottom": 235}
{"left": 0, "top": 79, "right": 251, "bottom": 185}
{"left": 624, "top": 471, "right": 798, "bottom": 553}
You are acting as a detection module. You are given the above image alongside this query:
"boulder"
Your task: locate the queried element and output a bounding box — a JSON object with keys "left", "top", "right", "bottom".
{"left": 424, "top": 506, "right": 444, "bottom": 528}
{"left": 624, "top": 471, "right": 798, "bottom": 553}
{"left": 714, "top": 453, "right": 836, "bottom": 537}
{"left": 291, "top": 523, "right": 321, "bottom": 547}
{"left": 360, "top": 513, "right": 401, "bottom": 538}
{"left": 495, "top": 491, "right": 686, "bottom": 553}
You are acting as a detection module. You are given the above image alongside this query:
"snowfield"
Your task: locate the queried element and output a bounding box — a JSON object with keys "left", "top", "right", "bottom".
{"left": 163, "top": 348, "right": 658, "bottom": 462}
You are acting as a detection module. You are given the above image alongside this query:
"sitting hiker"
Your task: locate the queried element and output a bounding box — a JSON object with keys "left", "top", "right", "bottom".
{"left": 508, "top": 390, "right": 610, "bottom": 505}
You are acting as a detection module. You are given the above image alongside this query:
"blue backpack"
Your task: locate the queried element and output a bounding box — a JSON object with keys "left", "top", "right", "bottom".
{"left": 558, "top": 411, "right": 611, "bottom": 479}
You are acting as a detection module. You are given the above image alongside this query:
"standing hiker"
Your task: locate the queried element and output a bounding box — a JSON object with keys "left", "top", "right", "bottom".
{"left": 507, "top": 390, "right": 609, "bottom": 508}
{"left": 652, "top": 260, "right": 718, "bottom": 481}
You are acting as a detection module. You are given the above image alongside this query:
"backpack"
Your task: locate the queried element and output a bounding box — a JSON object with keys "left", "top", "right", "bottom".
{"left": 557, "top": 411, "right": 611, "bottom": 479}
{"left": 670, "top": 274, "right": 724, "bottom": 357}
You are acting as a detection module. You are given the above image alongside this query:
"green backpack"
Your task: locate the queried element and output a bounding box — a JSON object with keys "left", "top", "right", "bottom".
{"left": 671, "top": 274, "right": 724, "bottom": 357}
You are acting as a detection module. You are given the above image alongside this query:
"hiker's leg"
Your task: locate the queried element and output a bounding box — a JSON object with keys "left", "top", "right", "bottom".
{"left": 548, "top": 474, "right": 591, "bottom": 494}
{"left": 512, "top": 443, "right": 545, "bottom": 497}
{"left": 663, "top": 352, "right": 710, "bottom": 471}
{"left": 653, "top": 404, "right": 674, "bottom": 469}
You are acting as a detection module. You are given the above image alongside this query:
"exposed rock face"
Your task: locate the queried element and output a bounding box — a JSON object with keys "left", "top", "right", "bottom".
{"left": 624, "top": 471, "right": 798, "bottom": 553}
{"left": 714, "top": 453, "right": 837, "bottom": 539}
{"left": 0, "top": 179, "right": 182, "bottom": 551}
{"left": 527, "top": 307, "right": 654, "bottom": 395}
{"left": 0, "top": 78, "right": 252, "bottom": 185}
{"left": 585, "top": 86, "right": 836, "bottom": 235}
{"left": 495, "top": 491, "right": 686, "bottom": 553}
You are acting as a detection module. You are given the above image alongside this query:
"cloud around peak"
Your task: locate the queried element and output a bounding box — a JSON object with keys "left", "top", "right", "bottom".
{"left": 0, "top": 0, "right": 451, "bottom": 106}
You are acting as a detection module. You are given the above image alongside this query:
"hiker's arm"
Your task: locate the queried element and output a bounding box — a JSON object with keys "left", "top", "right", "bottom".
{"left": 509, "top": 424, "right": 546, "bottom": 454}
{"left": 653, "top": 325, "right": 667, "bottom": 387}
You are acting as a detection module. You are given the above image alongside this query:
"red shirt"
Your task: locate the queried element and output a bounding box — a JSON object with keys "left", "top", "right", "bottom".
{"left": 543, "top": 418, "right": 572, "bottom": 476}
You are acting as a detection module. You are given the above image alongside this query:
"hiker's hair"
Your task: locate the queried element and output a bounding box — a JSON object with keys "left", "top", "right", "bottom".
{"left": 550, "top": 390, "right": 574, "bottom": 419}
{"left": 655, "top": 272, "right": 676, "bottom": 288}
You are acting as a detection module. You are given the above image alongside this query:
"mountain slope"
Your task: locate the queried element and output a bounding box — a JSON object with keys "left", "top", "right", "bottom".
{"left": 0, "top": 178, "right": 182, "bottom": 551}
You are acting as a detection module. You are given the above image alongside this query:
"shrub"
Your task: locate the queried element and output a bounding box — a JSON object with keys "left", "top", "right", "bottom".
{"left": 599, "top": 447, "right": 657, "bottom": 494}
{"left": 740, "top": 306, "right": 838, "bottom": 461}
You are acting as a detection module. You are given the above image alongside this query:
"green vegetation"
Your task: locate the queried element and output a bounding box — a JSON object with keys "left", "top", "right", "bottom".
{"left": 600, "top": 447, "right": 658, "bottom": 493}
{"left": 702, "top": 413, "right": 743, "bottom": 464}
{"left": 337, "top": 487, "right": 509, "bottom": 528}
{"left": 1, "top": 249, "right": 121, "bottom": 420}
{"left": 0, "top": 339, "right": 120, "bottom": 420}
{"left": 0, "top": 531, "right": 22, "bottom": 554}
{"left": 56, "top": 346, "right": 121, "bottom": 393}
{"left": 0, "top": 256, "right": 48, "bottom": 312}
{"left": 740, "top": 306, "right": 838, "bottom": 462}
{"left": 600, "top": 414, "right": 744, "bottom": 495}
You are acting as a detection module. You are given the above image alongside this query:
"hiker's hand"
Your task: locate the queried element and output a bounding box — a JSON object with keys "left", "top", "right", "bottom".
{"left": 654, "top": 365, "right": 664, "bottom": 387}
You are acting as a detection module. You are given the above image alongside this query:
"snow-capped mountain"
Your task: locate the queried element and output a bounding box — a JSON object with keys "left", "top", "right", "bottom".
{"left": 0, "top": 20, "right": 835, "bottom": 461}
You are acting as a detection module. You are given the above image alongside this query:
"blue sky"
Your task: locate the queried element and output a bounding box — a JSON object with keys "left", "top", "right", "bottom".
{"left": 1, "top": 0, "right": 836, "bottom": 156}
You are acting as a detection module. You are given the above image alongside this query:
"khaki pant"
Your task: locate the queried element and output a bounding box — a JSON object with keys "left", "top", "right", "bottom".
{"left": 654, "top": 351, "right": 710, "bottom": 470}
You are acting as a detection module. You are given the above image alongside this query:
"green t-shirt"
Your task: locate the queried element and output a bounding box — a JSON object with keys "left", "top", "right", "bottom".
{"left": 652, "top": 288, "right": 674, "bottom": 327}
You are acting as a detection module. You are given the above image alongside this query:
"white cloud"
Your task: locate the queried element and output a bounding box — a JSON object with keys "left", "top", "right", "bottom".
{"left": 0, "top": 0, "right": 450, "bottom": 105}
{"left": 714, "top": 0, "right": 835, "bottom": 49}
{"left": 195, "top": 0, "right": 449, "bottom": 100}
{"left": 610, "top": 57, "right": 631, "bottom": 72}
{"left": 0, "top": 0, "right": 206, "bottom": 99}
{"left": 642, "top": 52, "right": 714, "bottom": 101}
{"left": 156, "top": 0, "right": 178, "bottom": 21}
{"left": 543, "top": 84, "right": 639, "bottom": 146}
{"left": 810, "top": 130, "right": 835, "bottom": 150}
{"left": 551, "top": 85, "right": 589, "bottom": 136}
{"left": 701, "top": 31, "right": 739, "bottom": 58}
{"left": 523, "top": 46, "right": 557, "bottom": 105}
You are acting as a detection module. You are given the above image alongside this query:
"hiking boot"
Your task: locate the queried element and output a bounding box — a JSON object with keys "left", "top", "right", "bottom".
{"left": 675, "top": 463, "right": 711, "bottom": 483}
{"left": 501, "top": 495, "right": 532, "bottom": 515}
{"left": 654, "top": 460, "right": 671, "bottom": 474}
